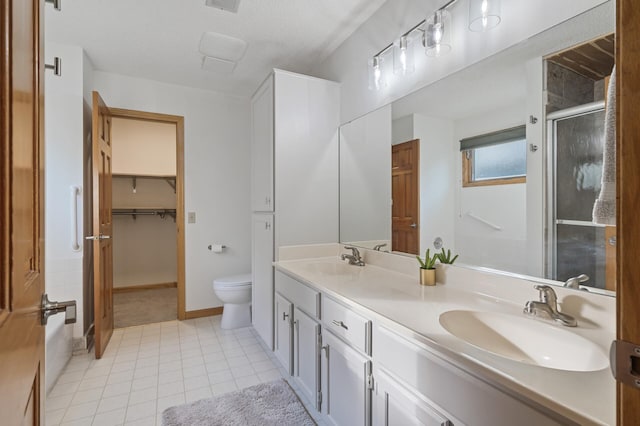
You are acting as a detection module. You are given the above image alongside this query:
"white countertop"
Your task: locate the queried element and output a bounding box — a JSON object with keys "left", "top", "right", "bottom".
{"left": 274, "top": 254, "right": 615, "bottom": 426}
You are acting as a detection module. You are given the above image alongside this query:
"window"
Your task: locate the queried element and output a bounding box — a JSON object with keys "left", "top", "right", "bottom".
{"left": 461, "top": 125, "right": 527, "bottom": 187}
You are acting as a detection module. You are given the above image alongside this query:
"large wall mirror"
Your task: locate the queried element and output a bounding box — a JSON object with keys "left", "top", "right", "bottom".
{"left": 339, "top": 1, "right": 615, "bottom": 294}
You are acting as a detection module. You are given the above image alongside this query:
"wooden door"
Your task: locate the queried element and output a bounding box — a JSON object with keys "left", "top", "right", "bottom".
{"left": 0, "top": 0, "right": 46, "bottom": 423}
{"left": 391, "top": 139, "right": 420, "bottom": 254}
{"left": 617, "top": 0, "right": 640, "bottom": 422}
{"left": 91, "top": 91, "right": 114, "bottom": 359}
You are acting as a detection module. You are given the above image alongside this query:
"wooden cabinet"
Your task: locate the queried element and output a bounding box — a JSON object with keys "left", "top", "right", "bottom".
{"left": 274, "top": 293, "right": 293, "bottom": 374}
{"left": 293, "top": 307, "right": 321, "bottom": 410}
{"left": 322, "top": 329, "right": 372, "bottom": 426}
{"left": 251, "top": 214, "right": 274, "bottom": 349}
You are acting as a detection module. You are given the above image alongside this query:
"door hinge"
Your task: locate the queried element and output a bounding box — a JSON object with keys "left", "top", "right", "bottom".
{"left": 610, "top": 339, "right": 640, "bottom": 389}
{"left": 367, "top": 374, "right": 375, "bottom": 390}
{"left": 317, "top": 391, "right": 322, "bottom": 408}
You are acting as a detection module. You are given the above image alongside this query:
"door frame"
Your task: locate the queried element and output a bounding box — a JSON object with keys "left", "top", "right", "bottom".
{"left": 616, "top": 0, "right": 640, "bottom": 422}
{"left": 109, "top": 108, "right": 187, "bottom": 320}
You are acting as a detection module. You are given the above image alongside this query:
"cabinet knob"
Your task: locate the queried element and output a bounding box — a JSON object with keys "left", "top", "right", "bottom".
{"left": 283, "top": 312, "right": 289, "bottom": 321}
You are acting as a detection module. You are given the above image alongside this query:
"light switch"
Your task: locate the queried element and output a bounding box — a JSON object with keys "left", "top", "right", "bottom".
{"left": 188, "top": 212, "right": 196, "bottom": 224}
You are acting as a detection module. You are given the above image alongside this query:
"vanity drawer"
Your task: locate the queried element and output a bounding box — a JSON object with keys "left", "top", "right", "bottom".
{"left": 322, "top": 296, "right": 371, "bottom": 355}
{"left": 275, "top": 271, "right": 320, "bottom": 318}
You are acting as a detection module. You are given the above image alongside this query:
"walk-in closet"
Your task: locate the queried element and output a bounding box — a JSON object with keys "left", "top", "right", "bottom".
{"left": 111, "top": 116, "right": 178, "bottom": 328}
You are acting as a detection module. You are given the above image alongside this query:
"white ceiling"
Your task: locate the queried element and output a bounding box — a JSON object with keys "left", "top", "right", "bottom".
{"left": 45, "top": 0, "right": 387, "bottom": 97}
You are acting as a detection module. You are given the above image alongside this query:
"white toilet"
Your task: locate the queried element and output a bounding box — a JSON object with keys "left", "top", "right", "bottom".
{"left": 212, "top": 274, "right": 252, "bottom": 329}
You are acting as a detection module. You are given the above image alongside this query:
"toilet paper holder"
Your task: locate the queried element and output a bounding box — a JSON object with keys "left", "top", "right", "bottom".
{"left": 208, "top": 244, "right": 227, "bottom": 252}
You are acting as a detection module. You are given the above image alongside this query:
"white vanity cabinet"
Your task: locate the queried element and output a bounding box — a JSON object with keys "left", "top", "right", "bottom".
{"left": 274, "top": 293, "right": 293, "bottom": 374}
{"left": 293, "top": 307, "right": 321, "bottom": 409}
{"left": 321, "top": 295, "right": 373, "bottom": 426}
{"left": 322, "top": 329, "right": 372, "bottom": 426}
{"left": 373, "top": 368, "right": 453, "bottom": 426}
{"left": 250, "top": 70, "right": 339, "bottom": 350}
{"left": 373, "top": 325, "right": 567, "bottom": 426}
{"left": 275, "top": 271, "right": 322, "bottom": 408}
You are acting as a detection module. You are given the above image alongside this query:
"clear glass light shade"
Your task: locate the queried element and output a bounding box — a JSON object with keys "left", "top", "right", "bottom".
{"left": 393, "top": 36, "right": 415, "bottom": 76}
{"left": 425, "top": 10, "right": 452, "bottom": 57}
{"left": 468, "top": 0, "right": 501, "bottom": 32}
{"left": 368, "top": 56, "right": 386, "bottom": 91}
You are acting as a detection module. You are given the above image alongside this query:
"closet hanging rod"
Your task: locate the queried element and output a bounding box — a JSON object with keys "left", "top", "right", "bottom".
{"left": 112, "top": 208, "right": 177, "bottom": 220}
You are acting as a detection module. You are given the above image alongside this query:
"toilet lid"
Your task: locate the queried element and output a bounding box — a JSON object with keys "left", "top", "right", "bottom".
{"left": 213, "top": 273, "right": 252, "bottom": 288}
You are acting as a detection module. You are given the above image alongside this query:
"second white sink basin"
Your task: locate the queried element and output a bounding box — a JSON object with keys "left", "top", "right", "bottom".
{"left": 439, "top": 310, "right": 609, "bottom": 372}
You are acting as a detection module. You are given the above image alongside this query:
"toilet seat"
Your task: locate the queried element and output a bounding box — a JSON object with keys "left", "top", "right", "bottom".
{"left": 213, "top": 274, "right": 252, "bottom": 289}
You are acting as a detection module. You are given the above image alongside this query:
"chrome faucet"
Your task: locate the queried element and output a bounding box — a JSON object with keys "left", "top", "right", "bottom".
{"left": 564, "top": 274, "right": 589, "bottom": 289}
{"left": 341, "top": 246, "right": 365, "bottom": 266}
{"left": 523, "top": 285, "right": 577, "bottom": 327}
{"left": 373, "top": 243, "right": 387, "bottom": 251}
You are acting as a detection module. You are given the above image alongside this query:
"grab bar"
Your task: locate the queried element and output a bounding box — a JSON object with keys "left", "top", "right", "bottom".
{"left": 465, "top": 211, "right": 502, "bottom": 231}
{"left": 71, "top": 186, "right": 82, "bottom": 251}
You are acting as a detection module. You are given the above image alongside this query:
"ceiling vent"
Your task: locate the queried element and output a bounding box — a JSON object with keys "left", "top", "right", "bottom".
{"left": 205, "top": 0, "right": 240, "bottom": 13}
{"left": 199, "top": 32, "right": 247, "bottom": 74}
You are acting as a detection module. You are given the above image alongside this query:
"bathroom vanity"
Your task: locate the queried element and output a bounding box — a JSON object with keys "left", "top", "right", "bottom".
{"left": 272, "top": 244, "right": 615, "bottom": 426}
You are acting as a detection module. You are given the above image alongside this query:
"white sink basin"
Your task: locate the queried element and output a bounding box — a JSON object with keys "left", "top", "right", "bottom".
{"left": 439, "top": 310, "right": 609, "bottom": 372}
{"left": 301, "top": 261, "right": 361, "bottom": 277}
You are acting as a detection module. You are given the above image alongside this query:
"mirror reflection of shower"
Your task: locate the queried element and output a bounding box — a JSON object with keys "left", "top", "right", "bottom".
{"left": 548, "top": 103, "right": 607, "bottom": 289}
{"left": 544, "top": 34, "right": 615, "bottom": 291}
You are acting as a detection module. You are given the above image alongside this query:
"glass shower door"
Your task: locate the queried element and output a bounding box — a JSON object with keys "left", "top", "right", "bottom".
{"left": 549, "top": 103, "right": 608, "bottom": 289}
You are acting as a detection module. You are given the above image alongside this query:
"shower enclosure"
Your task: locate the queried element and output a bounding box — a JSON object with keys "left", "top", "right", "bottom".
{"left": 547, "top": 101, "right": 612, "bottom": 290}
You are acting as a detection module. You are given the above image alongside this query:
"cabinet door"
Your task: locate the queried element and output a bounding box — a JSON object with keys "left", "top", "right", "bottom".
{"left": 251, "top": 76, "right": 274, "bottom": 212}
{"left": 322, "top": 330, "right": 371, "bottom": 426}
{"left": 294, "top": 307, "right": 321, "bottom": 410}
{"left": 274, "top": 293, "right": 293, "bottom": 374}
{"left": 373, "top": 369, "right": 452, "bottom": 426}
{"left": 252, "top": 214, "right": 274, "bottom": 349}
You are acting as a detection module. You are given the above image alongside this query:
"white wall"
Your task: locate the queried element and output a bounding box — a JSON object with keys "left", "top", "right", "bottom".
{"left": 454, "top": 103, "right": 528, "bottom": 274}
{"left": 92, "top": 71, "right": 252, "bottom": 311}
{"left": 111, "top": 118, "right": 177, "bottom": 176}
{"left": 340, "top": 105, "right": 392, "bottom": 244}
{"left": 315, "top": 0, "right": 609, "bottom": 124}
{"left": 412, "top": 114, "right": 455, "bottom": 254}
{"left": 392, "top": 115, "right": 413, "bottom": 145}
{"left": 44, "top": 42, "right": 87, "bottom": 393}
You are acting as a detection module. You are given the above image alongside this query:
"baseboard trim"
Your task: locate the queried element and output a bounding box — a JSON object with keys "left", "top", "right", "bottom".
{"left": 184, "top": 307, "right": 223, "bottom": 319}
{"left": 113, "top": 282, "right": 177, "bottom": 293}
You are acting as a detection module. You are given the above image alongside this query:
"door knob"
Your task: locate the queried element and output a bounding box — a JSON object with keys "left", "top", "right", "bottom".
{"left": 410, "top": 223, "right": 417, "bottom": 228}
{"left": 41, "top": 294, "right": 76, "bottom": 325}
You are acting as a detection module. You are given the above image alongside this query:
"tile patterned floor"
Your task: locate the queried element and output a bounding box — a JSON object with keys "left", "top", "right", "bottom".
{"left": 46, "top": 316, "right": 324, "bottom": 426}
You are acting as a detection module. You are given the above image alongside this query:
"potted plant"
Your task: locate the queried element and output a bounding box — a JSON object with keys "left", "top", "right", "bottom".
{"left": 416, "top": 249, "right": 439, "bottom": 286}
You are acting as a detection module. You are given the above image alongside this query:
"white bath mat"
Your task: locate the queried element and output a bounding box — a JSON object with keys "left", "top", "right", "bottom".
{"left": 161, "top": 379, "right": 315, "bottom": 426}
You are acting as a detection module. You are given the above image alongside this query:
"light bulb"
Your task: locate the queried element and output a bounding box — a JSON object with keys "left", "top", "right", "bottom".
{"left": 368, "top": 56, "right": 386, "bottom": 90}
{"left": 393, "top": 36, "right": 414, "bottom": 76}
{"left": 481, "top": 0, "right": 488, "bottom": 29}
{"left": 469, "top": 0, "right": 501, "bottom": 32}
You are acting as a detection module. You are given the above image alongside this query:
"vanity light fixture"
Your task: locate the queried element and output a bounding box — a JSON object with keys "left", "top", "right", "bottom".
{"left": 393, "top": 36, "right": 415, "bottom": 76}
{"left": 367, "top": 0, "right": 502, "bottom": 90}
{"left": 425, "top": 9, "right": 452, "bottom": 57}
{"left": 468, "top": 0, "right": 501, "bottom": 32}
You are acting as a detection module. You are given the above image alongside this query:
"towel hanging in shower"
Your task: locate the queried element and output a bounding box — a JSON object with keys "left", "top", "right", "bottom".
{"left": 592, "top": 65, "right": 616, "bottom": 225}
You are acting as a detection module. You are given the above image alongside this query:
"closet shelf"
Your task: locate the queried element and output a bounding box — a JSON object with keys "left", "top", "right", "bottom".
{"left": 112, "top": 208, "right": 176, "bottom": 221}
{"left": 112, "top": 174, "right": 177, "bottom": 194}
